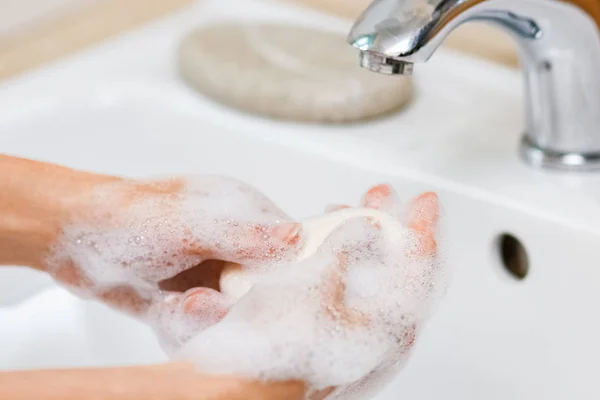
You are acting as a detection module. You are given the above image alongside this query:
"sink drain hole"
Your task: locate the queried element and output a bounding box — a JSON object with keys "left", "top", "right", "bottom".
{"left": 496, "top": 233, "right": 529, "bottom": 280}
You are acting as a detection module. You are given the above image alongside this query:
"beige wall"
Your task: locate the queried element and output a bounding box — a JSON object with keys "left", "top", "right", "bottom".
{"left": 0, "top": 0, "right": 102, "bottom": 36}
{"left": 0, "top": 0, "right": 192, "bottom": 81}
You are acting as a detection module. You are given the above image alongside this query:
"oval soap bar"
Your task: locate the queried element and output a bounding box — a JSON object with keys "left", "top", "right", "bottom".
{"left": 220, "top": 208, "right": 405, "bottom": 300}
{"left": 178, "top": 23, "right": 413, "bottom": 123}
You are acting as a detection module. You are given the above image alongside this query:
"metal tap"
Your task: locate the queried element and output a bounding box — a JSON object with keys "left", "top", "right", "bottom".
{"left": 347, "top": 0, "right": 600, "bottom": 171}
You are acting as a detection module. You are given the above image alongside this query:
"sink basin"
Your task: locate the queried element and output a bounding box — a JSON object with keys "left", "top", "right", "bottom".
{"left": 1, "top": 0, "right": 600, "bottom": 398}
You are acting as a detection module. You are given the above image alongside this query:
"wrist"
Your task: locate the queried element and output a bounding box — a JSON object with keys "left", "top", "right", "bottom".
{"left": 0, "top": 155, "right": 119, "bottom": 268}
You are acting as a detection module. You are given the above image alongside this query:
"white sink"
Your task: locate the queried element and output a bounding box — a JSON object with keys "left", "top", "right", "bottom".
{"left": 1, "top": 0, "right": 600, "bottom": 398}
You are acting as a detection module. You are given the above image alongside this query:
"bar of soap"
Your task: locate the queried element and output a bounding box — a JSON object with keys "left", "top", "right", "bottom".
{"left": 220, "top": 208, "right": 405, "bottom": 300}
{"left": 178, "top": 23, "right": 413, "bottom": 123}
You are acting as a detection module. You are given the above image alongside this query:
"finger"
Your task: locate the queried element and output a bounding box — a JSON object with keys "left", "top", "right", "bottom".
{"left": 362, "top": 184, "right": 399, "bottom": 211}
{"left": 319, "top": 217, "right": 383, "bottom": 260}
{"left": 148, "top": 288, "right": 232, "bottom": 351}
{"left": 152, "top": 287, "right": 231, "bottom": 327}
{"left": 321, "top": 251, "right": 369, "bottom": 327}
{"left": 53, "top": 260, "right": 94, "bottom": 290}
{"left": 324, "top": 204, "right": 351, "bottom": 213}
{"left": 98, "top": 286, "right": 152, "bottom": 316}
{"left": 180, "top": 287, "right": 232, "bottom": 320}
{"left": 53, "top": 261, "right": 153, "bottom": 316}
{"left": 405, "top": 192, "right": 439, "bottom": 258}
{"left": 212, "top": 222, "right": 305, "bottom": 265}
{"left": 269, "top": 222, "right": 303, "bottom": 247}
{"left": 318, "top": 217, "right": 381, "bottom": 327}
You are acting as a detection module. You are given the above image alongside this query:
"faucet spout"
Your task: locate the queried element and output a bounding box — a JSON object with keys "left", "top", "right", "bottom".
{"left": 360, "top": 51, "right": 415, "bottom": 75}
{"left": 348, "top": 0, "right": 600, "bottom": 171}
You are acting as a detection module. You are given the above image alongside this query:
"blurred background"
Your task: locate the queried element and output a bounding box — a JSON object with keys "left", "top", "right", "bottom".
{"left": 0, "top": 0, "right": 518, "bottom": 83}
{"left": 0, "top": 0, "right": 101, "bottom": 36}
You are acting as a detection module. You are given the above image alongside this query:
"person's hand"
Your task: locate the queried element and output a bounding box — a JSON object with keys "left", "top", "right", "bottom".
{"left": 47, "top": 175, "right": 304, "bottom": 349}
{"left": 0, "top": 155, "right": 440, "bottom": 400}
{"left": 177, "top": 184, "right": 441, "bottom": 400}
{"left": 0, "top": 155, "right": 304, "bottom": 349}
{"left": 319, "top": 184, "right": 440, "bottom": 399}
{"left": 296, "top": 184, "right": 440, "bottom": 399}
{"left": 0, "top": 155, "right": 307, "bottom": 400}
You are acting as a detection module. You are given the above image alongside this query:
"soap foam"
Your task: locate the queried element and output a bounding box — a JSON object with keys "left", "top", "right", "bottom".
{"left": 177, "top": 210, "right": 445, "bottom": 398}
{"left": 45, "top": 175, "right": 296, "bottom": 335}
{"left": 47, "top": 178, "right": 445, "bottom": 398}
{"left": 48, "top": 175, "right": 291, "bottom": 283}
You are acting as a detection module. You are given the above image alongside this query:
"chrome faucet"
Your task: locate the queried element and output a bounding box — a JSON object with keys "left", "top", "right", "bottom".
{"left": 347, "top": 0, "right": 600, "bottom": 171}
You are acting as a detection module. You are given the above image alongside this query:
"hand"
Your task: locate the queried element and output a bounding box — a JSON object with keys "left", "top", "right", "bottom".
{"left": 178, "top": 184, "right": 441, "bottom": 400}
{"left": 47, "top": 175, "right": 304, "bottom": 349}
{"left": 0, "top": 155, "right": 304, "bottom": 348}
{"left": 320, "top": 184, "right": 440, "bottom": 399}
{"left": 0, "top": 155, "right": 307, "bottom": 400}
